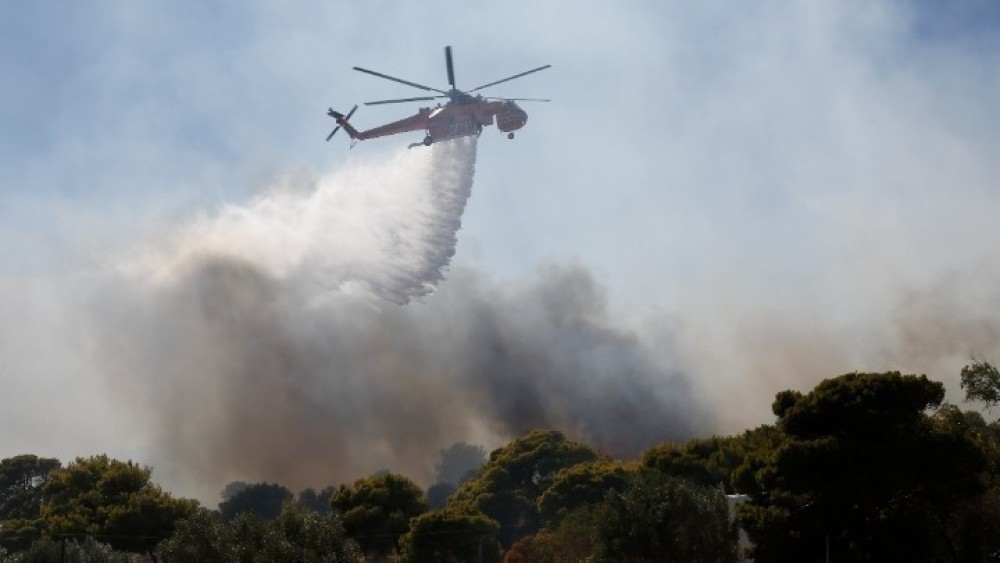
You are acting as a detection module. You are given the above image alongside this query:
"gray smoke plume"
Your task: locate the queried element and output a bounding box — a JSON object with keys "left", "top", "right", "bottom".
{"left": 886, "top": 271, "right": 1000, "bottom": 379}
{"left": 95, "top": 139, "right": 705, "bottom": 501}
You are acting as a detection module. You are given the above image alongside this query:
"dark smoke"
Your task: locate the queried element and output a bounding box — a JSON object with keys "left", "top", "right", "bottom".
{"left": 99, "top": 257, "right": 706, "bottom": 500}
{"left": 92, "top": 140, "right": 708, "bottom": 501}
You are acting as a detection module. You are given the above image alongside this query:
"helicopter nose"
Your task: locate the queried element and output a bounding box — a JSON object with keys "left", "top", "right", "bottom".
{"left": 497, "top": 107, "right": 528, "bottom": 132}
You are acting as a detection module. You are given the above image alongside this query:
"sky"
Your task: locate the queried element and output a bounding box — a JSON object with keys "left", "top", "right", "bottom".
{"left": 2, "top": 1, "right": 1000, "bottom": 503}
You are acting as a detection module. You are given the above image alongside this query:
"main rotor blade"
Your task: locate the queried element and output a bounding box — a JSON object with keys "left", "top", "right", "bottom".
{"left": 364, "top": 96, "right": 441, "bottom": 106}
{"left": 365, "top": 96, "right": 445, "bottom": 106}
{"left": 486, "top": 97, "right": 552, "bottom": 102}
{"left": 468, "top": 64, "right": 552, "bottom": 93}
{"left": 353, "top": 66, "right": 448, "bottom": 95}
{"left": 445, "top": 46, "right": 456, "bottom": 89}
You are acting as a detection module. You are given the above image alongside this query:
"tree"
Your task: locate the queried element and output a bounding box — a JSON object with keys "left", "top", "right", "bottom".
{"left": 965, "top": 485, "right": 1000, "bottom": 562}
{"left": 155, "top": 508, "right": 236, "bottom": 563}
{"left": 0, "top": 455, "right": 60, "bottom": 551}
{"left": 536, "top": 459, "right": 631, "bottom": 527}
{"left": 961, "top": 359, "right": 1000, "bottom": 409}
{"left": 158, "top": 505, "right": 363, "bottom": 563}
{"left": 505, "top": 506, "right": 602, "bottom": 563}
{"left": 297, "top": 486, "right": 335, "bottom": 515}
{"left": 40, "top": 455, "right": 197, "bottom": 555}
{"left": 0, "top": 455, "right": 61, "bottom": 520}
{"left": 218, "top": 482, "right": 292, "bottom": 521}
{"left": 273, "top": 504, "right": 361, "bottom": 562}
{"left": 642, "top": 436, "right": 748, "bottom": 493}
{"left": 434, "top": 442, "right": 486, "bottom": 487}
{"left": 503, "top": 532, "right": 558, "bottom": 563}
{"left": 737, "top": 372, "right": 989, "bottom": 562}
{"left": 220, "top": 481, "right": 251, "bottom": 502}
{"left": 595, "top": 471, "right": 736, "bottom": 562}
{"left": 728, "top": 425, "right": 784, "bottom": 495}
{"left": 511, "top": 471, "right": 737, "bottom": 562}
{"left": 0, "top": 536, "right": 130, "bottom": 562}
{"left": 929, "top": 405, "right": 1000, "bottom": 561}
{"left": 448, "top": 429, "right": 599, "bottom": 548}
{"left": 400, "top": 507, "right": 500, "bottom": 563}
{"left": 331, "top": 473, "right": 428, "bottom": 557}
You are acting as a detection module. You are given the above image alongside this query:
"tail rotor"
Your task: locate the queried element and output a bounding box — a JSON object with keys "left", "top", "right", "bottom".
{"left": 325, "top": 104, "right": 358, "bottom": 141}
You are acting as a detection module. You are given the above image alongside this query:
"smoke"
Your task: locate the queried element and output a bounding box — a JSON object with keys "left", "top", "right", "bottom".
{"left": 6, "top": 2, "right": 997, "bottom": 506}
{"left": 886, "top": 270, "right": 1000, "bottom": 378}
{"left": 92, "top": 138, "right": 705, "bottom": 501}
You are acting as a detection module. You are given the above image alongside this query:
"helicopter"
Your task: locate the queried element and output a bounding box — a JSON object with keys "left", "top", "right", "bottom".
{"left": 326, "top": 46, "right": 550, "bottom": 149}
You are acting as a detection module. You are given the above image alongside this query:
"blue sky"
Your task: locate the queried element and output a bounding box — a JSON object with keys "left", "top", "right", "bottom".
{"left": 2, "top": 1, "right": 1000, "bottom": 499}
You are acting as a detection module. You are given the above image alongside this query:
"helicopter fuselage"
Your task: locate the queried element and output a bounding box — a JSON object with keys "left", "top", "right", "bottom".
{"left": 336, "top": 99, "right": 527, "bottom": 146}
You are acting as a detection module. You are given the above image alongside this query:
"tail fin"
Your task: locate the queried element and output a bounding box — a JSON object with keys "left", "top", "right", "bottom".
{"left": 325, "top": 105, "right": 359, "bottom": 141}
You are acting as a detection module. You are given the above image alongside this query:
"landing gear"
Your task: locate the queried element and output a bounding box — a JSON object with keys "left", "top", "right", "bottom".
{"left": 507, "top": 132, "right": 515, "bottom": 140}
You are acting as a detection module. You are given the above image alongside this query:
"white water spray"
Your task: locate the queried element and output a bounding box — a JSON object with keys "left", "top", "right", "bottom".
{"left": 138, "top": 137, "right": 477, "bottom": 304}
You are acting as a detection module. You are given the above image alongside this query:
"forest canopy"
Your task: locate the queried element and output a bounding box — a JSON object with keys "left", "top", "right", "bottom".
{"left": 1, "top": 366, "right": 999, "bottom": 562}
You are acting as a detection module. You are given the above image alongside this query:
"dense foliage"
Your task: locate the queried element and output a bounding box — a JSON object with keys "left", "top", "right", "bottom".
{"left": 448, "top": 429, "right": 599, "bottom": 547}
{"left": 297, "top": 486, "right": 335, "bottom": 515}
{"left": 962, "top": 360, "right": 1000, "bottom": 408}
{"left": 596, "top": 471, "right": 736, "bottom": 562}
{"left": 536, "top": 459, "right": 632, "bottom": 526}
{"left": 218, "top": 482, "right": 293, "bottom": 521}
{"left": 0, "top": 455, "right": 60, "bottom": 551}
{"left": 330, "top": 472, "right": 428, "bottom": 558}
{"left": 736, "top": 372, "right": 991, "bottom": 562}
{"left": 40, "top": 455, "right": 197, "bottom": 554}
{"left": 642, "top": 435, "right": 746, "bottom": 492}
{"left": 157, "top": 505, "right": 362, "bottom": 562}
{"left": 3, "top": 364, "right": 1000, "bottom": 561}
{"left": 0, "top": 536, "right": 130, "bottom": 562}
{"left": 507, "top": 471, "right": 735, "bottom": 563}
{"left": 400, "top": 507, "right": 501, "bottom": 563}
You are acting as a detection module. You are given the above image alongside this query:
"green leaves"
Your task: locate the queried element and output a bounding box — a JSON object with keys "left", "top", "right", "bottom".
{"left": 596, "top": 472, "right": 736, "bottom": 562}
{"left": 401, "top": 507, "right": 501, "bottom": 563}
{"left": 39, "top": 455, "right": 197, "bottom": 553}
{"left": 0, "top": 455, "right": 60, "bottom": 521}
{"left": 777, "top": 372, "right": 945, "bottom": 439}
{"left": 6, "top": 364, "right": 1000, "bottom": 561}
{"left": 218, "top": 482, "right": 292, "bottom": 521}
{"left": 157, "top": 505, "right": 362, "bottom": 563}
{"left": 737, "top": 372, "right": 990, "bottom": 562}
{"left": 961, "top": 360, "right": 1000, "bottom": 408}
{"left": 641, "top": 435, "right": 750, "bottom": 493}
{"left": 448, "top": 429, "right": 598, "bottom": 547}
{"left": 0, "top": 454, "right": 61, "bottom": 551}
{"left": 536, "top": 459, "right": 631, "bottom": 527}
{"left": 331, "top": 473, "right": 428, "bottom": 557}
